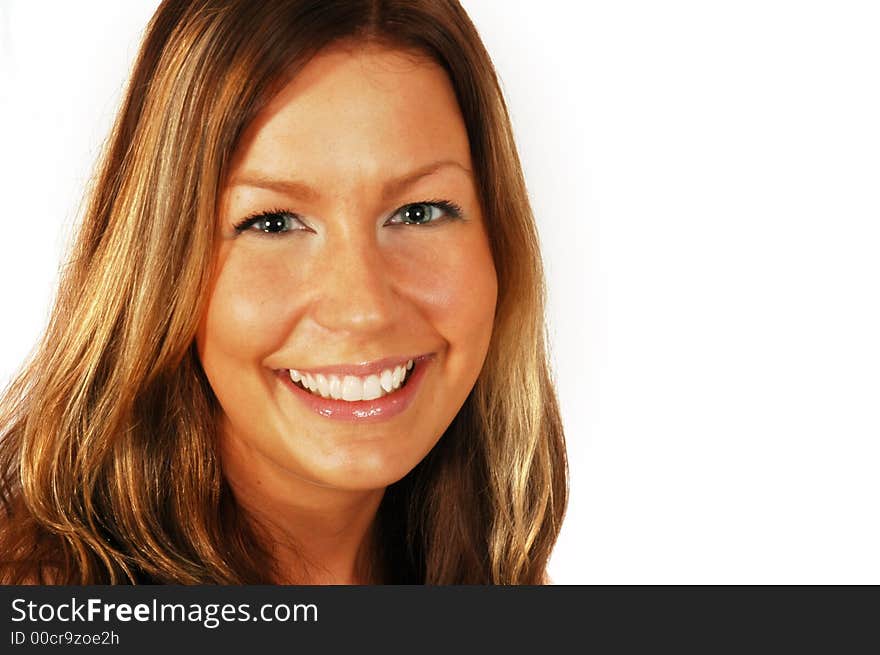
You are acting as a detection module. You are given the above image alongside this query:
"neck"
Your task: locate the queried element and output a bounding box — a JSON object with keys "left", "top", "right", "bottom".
{"left": 221, "top": 430, "right": 385, "bottom": 585}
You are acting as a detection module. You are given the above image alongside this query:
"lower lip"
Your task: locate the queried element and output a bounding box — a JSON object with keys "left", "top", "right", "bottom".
{"left": 276, "top": 356, "right": 433, "bottom": 422}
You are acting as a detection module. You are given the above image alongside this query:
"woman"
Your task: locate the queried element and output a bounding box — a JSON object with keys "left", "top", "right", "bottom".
{"left": 0, "top": 0, "right": 567, "bottom": 584}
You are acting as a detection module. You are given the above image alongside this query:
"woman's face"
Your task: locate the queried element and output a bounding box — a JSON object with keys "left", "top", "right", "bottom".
{"left": 196, "top": 45, "right": 497, "bottom": 492}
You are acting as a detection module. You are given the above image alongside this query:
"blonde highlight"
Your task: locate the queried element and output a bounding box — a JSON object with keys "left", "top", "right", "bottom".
{"left": 1, "top": 0, "right": 567, "bottom": 585}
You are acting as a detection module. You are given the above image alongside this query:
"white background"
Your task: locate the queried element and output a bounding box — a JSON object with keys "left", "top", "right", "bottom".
{"left": 1, "top": 1, "right": 878, "bottom": 584}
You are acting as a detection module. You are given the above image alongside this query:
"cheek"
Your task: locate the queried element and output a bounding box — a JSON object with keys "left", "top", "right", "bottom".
{"left": 390, "top": 228, "right": 498, "bottom": 348}
{"left": 198, "top": 251, "right": 306, "bottom": 364}
{"left": 198, "top": 226, "right": 498, "bottom": 368}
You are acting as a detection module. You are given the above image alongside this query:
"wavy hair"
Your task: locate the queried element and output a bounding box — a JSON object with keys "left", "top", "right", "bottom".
{"left": 0, "top": 0, "right": 567, "bottom": 584}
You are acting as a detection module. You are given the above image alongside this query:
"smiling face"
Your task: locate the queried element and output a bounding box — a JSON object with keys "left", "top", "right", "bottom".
{"left": 195, "top": 45, "right": 498, "bottom": 494}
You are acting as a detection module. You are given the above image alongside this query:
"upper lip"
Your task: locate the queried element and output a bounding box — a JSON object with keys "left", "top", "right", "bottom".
{"left": 280, "top": 353, "right": 431, "bottom": 377}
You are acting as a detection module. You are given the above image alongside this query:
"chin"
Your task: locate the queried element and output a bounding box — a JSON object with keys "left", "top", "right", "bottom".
{"left": 305, "top": 446, "right": 429, "bottom": 492}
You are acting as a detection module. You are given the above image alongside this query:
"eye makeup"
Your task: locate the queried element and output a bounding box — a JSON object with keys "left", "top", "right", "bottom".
{"left": 233, "top": 208, "right": 309, "bottom": 236}
{"left": 384, "top": 199, "right": 464, "bottom": 227}
{"left": 232, "top": 199, "right": 465, "bottom": 237}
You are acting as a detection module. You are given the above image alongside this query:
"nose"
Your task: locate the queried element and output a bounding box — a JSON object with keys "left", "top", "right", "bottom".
{"left": 308, "top": 229, "right": 400, "bottom": 336}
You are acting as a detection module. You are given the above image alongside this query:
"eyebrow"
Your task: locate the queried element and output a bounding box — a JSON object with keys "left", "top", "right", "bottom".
{"left": 229, "top": 160, "right": 472, "bottom": 203}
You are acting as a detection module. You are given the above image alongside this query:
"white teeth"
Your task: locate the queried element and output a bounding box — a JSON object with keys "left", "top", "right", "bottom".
{"left": 316, "top": 373, "right": 330, "bottom": 398}
{"left": 329, "top": 375, "right": 342, "bottom": 400}
{"left": 363, "top": 375, "right": 383, "bottom": 401}
{"left": 342, "top": 375, "right": 363, "bottom": 402}
{"left": 288, "top": 360, "right": 416, "bottom": 402}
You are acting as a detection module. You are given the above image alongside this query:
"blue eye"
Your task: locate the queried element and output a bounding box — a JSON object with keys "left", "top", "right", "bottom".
{"left": 233, "top": 210, "right": 306, "bottom": 235}
{"left": 386, "top": 200, "right": 463, "bottom": 226}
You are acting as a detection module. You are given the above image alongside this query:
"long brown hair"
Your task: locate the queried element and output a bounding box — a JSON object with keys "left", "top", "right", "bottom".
{"left": 0, "top": 0, "right": 567, "bottom": 584}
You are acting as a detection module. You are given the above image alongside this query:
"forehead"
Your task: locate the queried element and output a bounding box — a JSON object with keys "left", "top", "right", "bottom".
{"left": 228, "top": 45, "right": 472, "bottom": 185}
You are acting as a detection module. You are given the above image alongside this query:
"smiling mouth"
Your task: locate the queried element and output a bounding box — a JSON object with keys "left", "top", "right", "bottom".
{"left": 287, "top": 359, "right": 416, "bottom": 402}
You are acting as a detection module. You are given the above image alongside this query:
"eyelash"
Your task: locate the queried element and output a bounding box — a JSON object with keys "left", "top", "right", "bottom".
{"left": 232, "top": 199, "right": 464, "bottom": 236}
{"left": 233, "top": 208, "right": 303, "bottom": 236}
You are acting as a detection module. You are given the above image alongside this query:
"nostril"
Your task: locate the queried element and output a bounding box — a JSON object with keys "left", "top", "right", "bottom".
{"left": 308, "top": 254, "right": 398, "bottom": 334}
